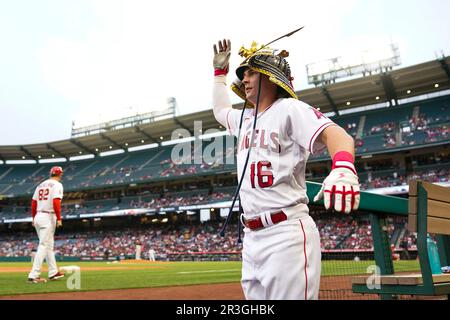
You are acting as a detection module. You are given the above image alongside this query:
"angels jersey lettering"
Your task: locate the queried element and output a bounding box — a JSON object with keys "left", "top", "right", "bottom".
{"left": 226, "top": 98, "right": 335, "bottom": 216}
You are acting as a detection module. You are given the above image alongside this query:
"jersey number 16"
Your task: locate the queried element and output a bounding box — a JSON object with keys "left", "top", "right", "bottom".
{"left": 250, "top": 161, "right": 274, "bottom": 188}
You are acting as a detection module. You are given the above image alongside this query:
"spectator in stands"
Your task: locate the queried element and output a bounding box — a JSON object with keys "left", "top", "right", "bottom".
{"left": 400, "top": 237, "right": 410, "bottom": 260}
{"left": 391, "top": 244, "right": 400, "bottom": 261}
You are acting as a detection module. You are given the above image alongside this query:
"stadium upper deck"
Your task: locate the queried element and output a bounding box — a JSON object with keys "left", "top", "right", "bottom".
{"left": 0, "top": 57, "right": 449, "bottom": 199}
{"left": 0, "top": 56, "right": 449, "bottom": 161}
{"left": 0, "top": 92, "right": 448, "bottom": 198}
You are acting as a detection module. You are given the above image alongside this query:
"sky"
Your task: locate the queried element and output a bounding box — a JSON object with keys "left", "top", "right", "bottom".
{"left": 0, "top": 0, "right": 449, "bottom": 145}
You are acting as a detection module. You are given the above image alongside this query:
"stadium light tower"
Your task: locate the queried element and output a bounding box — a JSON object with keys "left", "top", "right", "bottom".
{"left": 306, "top": 43, "right": 401, "bottom": 87}
{"left": 71, "top": 106, "right": 176, "bottom": 138}
{"left": 167, "top": 97, "right": 178, "bottom": 116}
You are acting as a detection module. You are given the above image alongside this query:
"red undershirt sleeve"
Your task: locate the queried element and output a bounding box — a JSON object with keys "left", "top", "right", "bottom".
{"left": 53, "top": 198, "right": 62, "bottom": 221}
{"left": 31, "top": 199, "right": 37, "bottom": 219}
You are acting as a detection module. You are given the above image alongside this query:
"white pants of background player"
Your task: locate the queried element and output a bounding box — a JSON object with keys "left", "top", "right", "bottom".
{"left": 241, "top": 214, "right": 321, "bottom": 300}
{"left": 135, "top": 245, "right": 142, "bottom": 260}
{"left": 148, "top": 250, "right": 156, "bottom": 261}
{"left": 28, "top": 212, "right": 59, "bottom": 279}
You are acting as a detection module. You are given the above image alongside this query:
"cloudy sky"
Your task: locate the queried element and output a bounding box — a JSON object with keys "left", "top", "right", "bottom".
{"left": 0, "top": 0, "right": 449, "bottom": 145}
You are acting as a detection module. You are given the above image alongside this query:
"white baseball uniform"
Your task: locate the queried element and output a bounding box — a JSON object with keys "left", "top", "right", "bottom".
{"left": 28, "top": 179, "right": 63, "bottom": 279}
{"left": 148, "top": 249, "right": 156, "bottom": 261}
{"left": 213, "top": 75, "right": 336, "bottom": 300}
{"left": 136, "top": 243, "right": 142, "bottom": 260}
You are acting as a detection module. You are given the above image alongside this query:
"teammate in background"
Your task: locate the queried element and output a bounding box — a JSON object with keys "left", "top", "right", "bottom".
{"left": 148, "top": 248, "right": 156, "bottom": 261}
{"left": 30, "top": 248, "right": 37, "bottom": 265}
{"left": 27, "top": 166, "right": 65, "bottom": 283}
{"left": 135, "top": 239, "right": 142, "bottom": 260}
{"left": 104, "top": 248, "right": 111, "bottom": 261}
{"left": 212, "top": 39, "right": 360, "bottom": 299}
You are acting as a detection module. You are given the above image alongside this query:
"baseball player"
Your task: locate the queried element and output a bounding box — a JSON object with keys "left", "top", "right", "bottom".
{"left": 135, "top": 240, "right": 142, "bottom": 260}
{"left": 30, "top": 248, "right": 37, "bottom": 264}
{"left": 212, "top": 39, "right": 360, "bottom": 300}
{"left": 148, "top": 248, "right": 156, "bottom": 261}
{"left": 27, "top": 166, "right": 65, "bottom": 283}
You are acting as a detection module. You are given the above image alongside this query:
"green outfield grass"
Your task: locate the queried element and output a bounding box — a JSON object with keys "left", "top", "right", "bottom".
{"left": 0, "top": 261, "right": 242, "bottom": 296}
{"left": 0, "top": 260, "right": 420, "bottom": 296}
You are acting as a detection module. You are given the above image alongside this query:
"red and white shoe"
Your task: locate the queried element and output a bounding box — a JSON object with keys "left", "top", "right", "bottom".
{"left": 28, "top": 277, "right": 47, "bottom": 284}
{"left": 48, "top": 271, "right": 65, "bottom": 280}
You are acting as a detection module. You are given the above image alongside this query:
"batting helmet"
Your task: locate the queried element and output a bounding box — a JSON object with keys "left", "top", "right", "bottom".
{"left": 231, "top": 41, "right": 298, "bottom": 104}
{"left": 50, "top": 166, "right": 63, "bottom": 176}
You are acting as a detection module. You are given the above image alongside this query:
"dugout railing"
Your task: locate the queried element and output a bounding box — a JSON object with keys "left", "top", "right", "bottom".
{"left": 350, "top": 180, "right": 450, "bottom": 299}
{"left": 311, "top": 179, "right": 450, "bottom": 300}
{"left": 307, "top": 181, "right": 411, "bottom": 299}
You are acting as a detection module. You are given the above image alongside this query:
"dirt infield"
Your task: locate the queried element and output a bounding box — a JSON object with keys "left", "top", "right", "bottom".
{"left": 0, "top": 276, "right": 372, "bottom": 300}
{"left": 0, "top": 282, "right": 245, "bottom": 300}
{"left": 0, "top": 260, "right": 170, "bottom": 273}
{"left": 319, "top": 275, "right": 378, "bottom": 300}
{"left": 1, "top": 278, "right": 442, "bottom": 300}
{"left": 0, "top": 265, "right": 166, "bottom": 273}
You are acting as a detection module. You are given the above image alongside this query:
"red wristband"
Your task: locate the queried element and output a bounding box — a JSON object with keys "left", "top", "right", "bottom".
{"left": 332, "top": 151, "right": 356, "bottom": 174}
{"left": 214, "top": 68, "right": 228, "bottom": 76}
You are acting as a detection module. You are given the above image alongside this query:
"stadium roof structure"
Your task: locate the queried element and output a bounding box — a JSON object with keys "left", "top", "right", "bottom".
{"left": 0, "top": 56, "right": 449, "bottom": 162}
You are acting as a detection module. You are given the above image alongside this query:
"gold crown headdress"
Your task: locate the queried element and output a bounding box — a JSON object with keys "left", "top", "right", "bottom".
{"left": 231, "top": 41, "right": 298, "bottom": 102}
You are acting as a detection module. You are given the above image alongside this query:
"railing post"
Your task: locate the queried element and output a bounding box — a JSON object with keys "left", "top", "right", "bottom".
{"left": 436, "top": 235, "right": 450, "bottom": 268}
{"left": 416, "top": 183, "right": 435, "bottom": 293}
{"left": 370, "top": 213, "right": 395, "bottom": 300}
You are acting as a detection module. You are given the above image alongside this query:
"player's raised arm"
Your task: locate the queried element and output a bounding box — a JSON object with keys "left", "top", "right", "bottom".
{"left": 212, "top": 39, "right": 232, "bottom": 128}
{"left": 314, "top": 125, "right": 360, "bottom": 213}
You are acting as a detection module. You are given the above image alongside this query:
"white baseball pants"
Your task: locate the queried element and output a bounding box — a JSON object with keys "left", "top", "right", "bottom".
{"left": 28, "top": 212, "right": 58, "bottom": 279}
{"left": 241, "top": 215, "right": 321, "bottom": 300}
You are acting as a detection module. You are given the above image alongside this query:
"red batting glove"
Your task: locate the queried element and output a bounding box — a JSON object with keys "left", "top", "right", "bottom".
{"left": 314, "top": 151, "right": 360, "bottom": 213}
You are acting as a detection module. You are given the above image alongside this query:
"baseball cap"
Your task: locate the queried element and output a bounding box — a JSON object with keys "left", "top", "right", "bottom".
{"left": 50, "top": 166, "right": 64, "bottom": 176}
